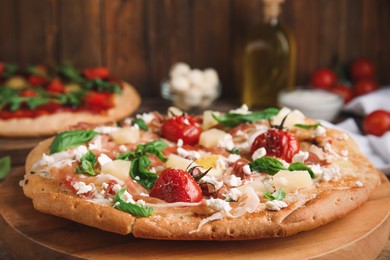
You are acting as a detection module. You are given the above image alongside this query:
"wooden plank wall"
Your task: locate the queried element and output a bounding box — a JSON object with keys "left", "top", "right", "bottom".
{"left": 0, "top": 0, "right": 389, "bottom": 98}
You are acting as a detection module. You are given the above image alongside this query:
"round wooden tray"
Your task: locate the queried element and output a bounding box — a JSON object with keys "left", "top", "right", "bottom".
{"left": 0, "top": 168, "right": 389, "bottom": 259}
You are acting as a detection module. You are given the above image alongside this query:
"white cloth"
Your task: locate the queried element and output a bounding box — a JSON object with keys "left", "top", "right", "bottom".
{"left": 320, "top": 87, "right": 390, "bottom": 175}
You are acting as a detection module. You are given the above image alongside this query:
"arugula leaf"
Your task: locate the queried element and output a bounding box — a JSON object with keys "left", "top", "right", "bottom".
{"left": 114, "top": 187, "right": 154, "bottom": 217}
{"left": 288, "top": 162, "right": 316, "bottom": 179}
{"left": 249, "top": 156, "right": 286, "bottom": 175}
{"left": 130, "top": 156, "right": 158, "bottom": 189}
{"left": 2, "top": 64, "right": 18, "bottom": 78}
{"left": 0, "top": 156, "right": 11, "bottom": 180}
{"left": 264, "top": 189, "right": 286, "bottom": 201}
{"left": 57, "top": 90, "right": 84, "bottom": 107}
{"left": 132, "top": 118, "right": 149, "bottom": 131}
{"left": 294, "top": 123, "right": 322, "bottom": 130}
{"left": 50, "top": 129, "right": 98, "bottom": 154}
{"left": 76, "top": 151, "right": 96, "bottom": 176}
{"left": 57, "top": 63, "right": 83, "bottom": 83}
{"left": 26, "top": 97, "right": 51, "bottom": 110}
{"left": 8, "top": 96, "right": 24, "bottom": 111}
{"left": 83, "top": 79, "right": 121, "bottom": 94}
{"left": 213, "top": 108, "right": 279, "bottom": 127}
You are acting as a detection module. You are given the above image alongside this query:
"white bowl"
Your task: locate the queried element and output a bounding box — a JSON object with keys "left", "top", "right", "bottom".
{"left": 277, "top": 89, "right": 343, "bottom": 122}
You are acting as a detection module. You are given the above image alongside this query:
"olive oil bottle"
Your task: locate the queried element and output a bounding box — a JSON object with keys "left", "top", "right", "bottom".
{"left": 242, "top": 0, "right": 296, "bottom": 109}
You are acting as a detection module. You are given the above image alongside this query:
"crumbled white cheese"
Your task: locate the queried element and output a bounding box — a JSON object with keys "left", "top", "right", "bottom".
{"left": 149, "top": 167, "right": 157, "bottom": 173}
{"left": 242, "top": 165, "right": 252, "bottom": 175}
{"left": 218, "top": 134, "right": 235, "bottom": 150}
{"left": 355, "top": 181, "right": 363, "bottom": 187}
{"left": 252, "top": 147, "right": 267, "bottom": 161}
{"left": 279, "top": 159, "right": 290, "bottom": 169}
{"left": 309, "top": 164, "right": 322, "bottom": 175}
{"left": 134, "top": 176, "right": 141, "bottom": 181}
{"left": 73, "top": 181, "right": 94, "bottom": 195}
{"left": 177, "top": 147, "right": 200, "bottom": 159}
{"left": 122, "top": 190, "right": 136, "bottom": 204}
{"left": 119, "top": 145, "right": 128, "bottom": 152}
{"left": 88, "top": 135, "right": 103, "bottom": 151}
{"left": 177, "top": 139, "right": 184, "bottom": 147}
{"left": 206, "top": 198, "right": 232, "bottom": 213}
{"left": 265, "top": 200, "right": 288, "bottom": 211}
{"left": 341, "top": 150, "right": 349, "bottom": 157}
{"left": 93, "top": 126, "right": 120, "bottom": 134}
{"left": 136, "top": 199, "right": 146, "bottom": 206}
{"left": 224, "top": 175, "right": 242, "bottom": 187}
{"left": 229, "top": 104, "right": 250, "bottom": 115}
{"left": 312, "top": 125, "right": 327, "bottom": 137}
{"left": 139, "top": 192, "right": 150, "bottom": 197}
{"left": 224, "top": 188, "right": 243, "bottom": 201}
{"left": 72, "top": 145, "right": 88, "bottom": 161}
{"left": 227, "top": 154, "right": 241, "bottom": 163}
{"left": 292, "top": 151, "right": 309, "bottom": 163}
{"left": 200, "top": 175, "right": 223, "bottom": 190}
{"left": 320, "top": 165, "right": 341, "bottom": 182}
{"left": 215, "top": 156, "right": 229, "bottom": 170}
{"left": 123, "top": 118, "right": 132, "bottom": 126}
{"left": 136, "top": 112, "right": 155, "bottom": 124}
{"left": 97, "top": 153, "right": 113, "bottom": 166}
{"left": 112, "top": 184, "right": 122, "bottom": 193}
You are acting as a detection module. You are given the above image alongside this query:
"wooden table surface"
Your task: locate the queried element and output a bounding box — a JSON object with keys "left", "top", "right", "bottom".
{"left": 0, "top": 98, "right": 389, "bottom": 259}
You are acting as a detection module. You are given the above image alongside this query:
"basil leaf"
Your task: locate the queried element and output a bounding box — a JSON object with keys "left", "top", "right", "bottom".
{"left": 143, "top": 140, "right": 167, "bottom": 162}
{"left": 50, "top": 129, "right": 98, "bottom": 154}
{"left": 249, "top": 156, "right": 286, "bottom": 175}
{"left": 264, "top": 189, "right": 286, "bottom": 201}
{"left": 288, "top": 162, "right": 316, "bottom": 179}
{"left": 76, "top": 151, "right": 96, "bottom": 176}
{"left": 57, "top": 90, "right": 84, "bottom": 107}
{"left": 294, "top": 123, "right": 322, "bottom": 130}
{"left": 229, "top": 148, "right": 240, "bottom": 155}
{"left": 132, "top": 118, "right": 149, "bottom": 131}
{"left": 213, "top": 108, "right": 279, "bottom": 127}
{"left": 8, "top": 96, "right": 24, "bottom": 111}
{"left": 114, "top": 187, "right": 154, "bottom": 217}
{"left": 57, "top": 63, "right": 83, "bottom": 83}
{"left": 116, "top": 151, "right": 137, "bottom": 161}
{"left": 26, "top": 97, "right": 51, "bottom": 110}
{"left": 0, "top": 156, "right": 11, "bottom": 180}
{"left": 130, "top": 156, "right": 158, "bottom": 189}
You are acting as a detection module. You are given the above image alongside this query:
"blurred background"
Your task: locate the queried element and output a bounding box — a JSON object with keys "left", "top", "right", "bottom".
{"left": 0, "top": 0, "right": 389, "bottom": 98}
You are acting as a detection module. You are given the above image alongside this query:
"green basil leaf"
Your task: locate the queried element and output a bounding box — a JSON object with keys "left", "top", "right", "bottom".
{"left": 9, "top": 96, "right": 24, "bottom": 111}
{"left": 143, "top": 140, "right": 167, "bottom": 162}
{"left": 229, "top": 148, "right": 240, "bottom": 155}
{"left": 76, "top": 151, "right": 96, "bottom": 176}
{"left": 288, "top": 162, "right": 315, "bottom": 179}
{"left": 116, "top": 151, "right": 137, "bottom": 161}
{"left": 294, "top": 123, "right": 322, "bottom": 130}
{"left": 249, "top": 156, "right": 286, "bottom": 175}
{"left": 0, "top": 156, "right": 11, "bottom": 180}
{"left": 130, "top": 156, "right": 158, "bottom": 190}
{"left": 132, "top": 118, "right": 149, "bottom": 131}
{"left": 213, "top": 108, "right": 279, "bottom": 127}
{"left": 26, "top": 97, "right": 51, "bottom": 110}
{"left": 57, "top": 63, "right": 83, "bottom": 83}
{"left": 57, "top": 90, "right": 84, "bottom": 107}
{"left": 264, "top": 189, "right": 286, "bottom": 201}
{"left": 114, "top": 187, "right": 154, "bottom": 217}
{"left": 50, "top": 129, "right": 98, "bottom": 154}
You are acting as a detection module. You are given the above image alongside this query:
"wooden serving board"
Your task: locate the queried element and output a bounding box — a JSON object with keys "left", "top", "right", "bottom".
{"left": 0, "top": 168, "right": 389, "bottom": 260}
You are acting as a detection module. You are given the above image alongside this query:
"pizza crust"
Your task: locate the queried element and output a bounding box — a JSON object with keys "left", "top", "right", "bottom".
{"left": 0, "top": 82, "right": 140, "bottom": 137}
{"left": 22, "top": 129, "right": 382, "bottom": 240}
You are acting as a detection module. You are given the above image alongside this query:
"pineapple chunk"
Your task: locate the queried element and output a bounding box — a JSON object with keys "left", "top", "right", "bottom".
{"left": 195, "top": 155, "right": 219, "bottom": 169}
{"left": 199, "top": 128, "right": 226, "bottom": 148}
{"left": 110, "top": 126, "right": 140, "bottom": 144}
{"left": 238, "top": 182, "right": 266, "bottom": 195}
{"left": 101, "top": 160, "right": 131, "bottom": 181}
{"left": 165, "top": 154, "right": 195, "bottom": 170}
{"left": 272, "top": 107, "right": 306, "bottom": 128}
{"left": 202, "top": 110, "right": 220, "bottom": 130}
{"left": 5, "top": 76, "right": 27, "bottom": 89}
{"left": 273, "top": 170, "right": 313, "bottom": 192}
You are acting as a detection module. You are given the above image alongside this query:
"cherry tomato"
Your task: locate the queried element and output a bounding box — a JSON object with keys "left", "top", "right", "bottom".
{"left": 331, "top": 84, "right": 353, "bottom": 103}
{"left": 363, "top": 110, "right": 390, "bottom": 136}
{"left": 0, "top": 63, "right": 4, "bottom": 75}
{"left": 353, "top": 79, "right": 379, "bottom": 97}
{"left": 350, "top": 58, "right": 375, "bottom": 81}
{"left": 83, "top": 92, "right": 113, "bottom": 110}
{"left": 27, "top": 74, "right": 48, "bottom": 86}
{"left": 161, "top": 115, "right": 202, "bottom": 145}
{"left": 83, "top": 67, "right": 109, "bottom": 80}
{"left": 149, "top": 168, "right": 202, "bottom": 203}
{"left": 250, "top": 129, "right": 300, "bottom": 163}
{"left": 310, "top": 68, "right": 337, "bottom": 90}
{"left": 20, "top": 89, "right": 38, "bottom": 97}
{"left": 47, "top": 79, "right": 65, "bottom": 93}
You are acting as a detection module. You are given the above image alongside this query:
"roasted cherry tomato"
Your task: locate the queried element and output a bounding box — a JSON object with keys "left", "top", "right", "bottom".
{"left": 161, "top": 115, "right": 202, "bottom": 145}
{"left": 352, "top": 79, "right": 379, "bottom": 97}
{"left": 149, "top": 168, "right": 202, "bottom": 203}
{"left": 83, "top": 91, "right": 113, "bottom": 110}
{"left": 363, "top": 110, "right": 390, "bottom": 136}
{"left": 27, "top": 74, "right": 48, "bottom": 86}
{"left": 0, "top": 63, "right": 4, "bottom": 75}
{"left": 331, "top": 84, "right": 353, "bottom": 103}
{"left": 82, "top": 67, "right": 109, "bottom": 80}
{"left": 310, "top": 68, "right": 337, "bottom": 90}
{"left": 46, "top": 79, "right": 65, "bottom": 93}
{"left": 20, "top": 89, "right": 38, "bottom": 97}
{"left": 350, "top": 58, "right": 375, "bottom": 81}
{"left": 250, "top": 129, "right": 300, "bottom": 163}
